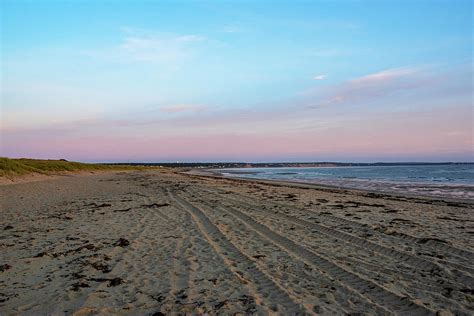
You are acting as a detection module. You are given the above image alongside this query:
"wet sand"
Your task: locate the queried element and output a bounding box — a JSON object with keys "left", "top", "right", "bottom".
{"left": 1, "top": 170, "right": 473, "bottom": 315}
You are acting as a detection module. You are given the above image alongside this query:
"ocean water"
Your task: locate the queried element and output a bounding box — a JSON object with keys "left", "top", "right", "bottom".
{"left": 219, "top": 165, "right": 474, "bottom": 200}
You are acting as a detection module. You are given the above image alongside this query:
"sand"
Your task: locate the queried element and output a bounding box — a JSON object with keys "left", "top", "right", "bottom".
{"left": 1, "top": 170, "right": 473, "bottom": 315}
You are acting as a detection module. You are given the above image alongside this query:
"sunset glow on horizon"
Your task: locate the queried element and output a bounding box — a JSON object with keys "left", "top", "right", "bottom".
{"left": 1, "top": 1, "right": 472, "bottom": 162}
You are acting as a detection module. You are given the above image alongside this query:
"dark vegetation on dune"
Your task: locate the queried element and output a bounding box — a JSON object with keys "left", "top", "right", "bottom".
{"left": 0, "top": 157, "right": 155, "bottom": 177}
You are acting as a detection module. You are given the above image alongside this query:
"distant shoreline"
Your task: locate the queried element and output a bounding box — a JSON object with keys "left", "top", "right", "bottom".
{"left": 111, "top": 161, "right": 474, "bottom": 168}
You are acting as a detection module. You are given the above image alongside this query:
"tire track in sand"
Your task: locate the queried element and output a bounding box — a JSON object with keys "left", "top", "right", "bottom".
{"left": 184, "top": 188, "right": 472, "bottom": 312}
{"left": 168, "top": 189, "right": 307, "bottom": 315}
{"left": 235, "top": 198, "right": 474, "bottom": 289}
{"left": 194, "top": 199, "right": 434, "bottom": 315}
{"left": 316, "top": 212, "right": 474, "bottom": 263}
{"left": 158, "top": 187, "right": 266, "bottom": 314}
{"left": 201, "top": 187, "right": 474, "bottom": 281}
{"left": 168, "top": 234, "right": 191, "bottom": 310}
{"left": 198, "top": 186, "right": 474, "bottom": 264}
{"left": 183, "top": 192, "right": 393, "bottom": 314}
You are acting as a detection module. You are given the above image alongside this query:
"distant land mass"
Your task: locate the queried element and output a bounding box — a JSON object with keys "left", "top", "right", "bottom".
{"left": 110, "top": 162, "right": 474, "bottom": 168}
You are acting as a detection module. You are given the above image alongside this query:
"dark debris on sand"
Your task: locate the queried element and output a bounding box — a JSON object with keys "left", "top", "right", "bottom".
{"left": 141, "top": 203, "right": 170, "bottom": 208}
{"left": 70, "top": 282, "right": 90, "bottom": 291}
{"left": 0, "top": 264, "right": 12, "bottom": 272}
{"left": 89, "top": 277, "right": 123, "bottom": 287}
{"left": 114, "top": 238, "right": 130, "bottom": 247}
{"left": 90, "top": 261, "right": 112, "bottom": 273}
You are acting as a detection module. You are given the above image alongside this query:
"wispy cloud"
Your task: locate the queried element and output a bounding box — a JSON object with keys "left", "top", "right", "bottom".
{"left": 312, "top": 74, "right": 326, "bottom": 80}
{"left": 301, "top": 67, "right": 466, "bottom": 108}
{"left": 350, "top": 67, "right": 419, "bottom": 85}
{"left": 119, "top": 33, "right": 205, "bottom": 63}
{"left": 87, "top": 28, "right": 206, "bottom": 64}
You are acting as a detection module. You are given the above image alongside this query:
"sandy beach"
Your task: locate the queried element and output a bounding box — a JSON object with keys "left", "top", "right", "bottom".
{"left": 1, "top": 170, "right": 473, "bottom": 315}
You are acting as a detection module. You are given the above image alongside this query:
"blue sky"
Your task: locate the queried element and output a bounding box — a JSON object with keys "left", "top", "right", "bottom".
{"left": 1, "top": 0, "right": 473, "bottom": 162}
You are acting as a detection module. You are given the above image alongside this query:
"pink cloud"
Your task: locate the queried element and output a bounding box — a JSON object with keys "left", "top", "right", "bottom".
{"left": 350, "top": 67, "right": 418, "bottom": 84}
{"left": 160, "top": 104, "right": 208, "bottom": 113}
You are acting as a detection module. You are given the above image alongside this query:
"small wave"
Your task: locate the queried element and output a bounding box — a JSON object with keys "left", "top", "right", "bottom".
{"left": 224, "top": 171, "right": 263, "bottom": 175}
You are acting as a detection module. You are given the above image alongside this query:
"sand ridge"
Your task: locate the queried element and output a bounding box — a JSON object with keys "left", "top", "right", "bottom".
{"left": 1, "top": 170, "right": 473, "bottom": 315}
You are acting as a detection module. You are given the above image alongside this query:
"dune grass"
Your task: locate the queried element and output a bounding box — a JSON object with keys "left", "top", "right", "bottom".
{"left": 0, "top": 157, "right": 154, "bottom": 177}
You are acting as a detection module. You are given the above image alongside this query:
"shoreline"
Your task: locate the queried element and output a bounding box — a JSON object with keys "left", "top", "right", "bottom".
{"left": 3, "top": 166, "right": 473, "bottom": 204}
{"left": 186, "top": 168, "right": 474, "bottom": 205}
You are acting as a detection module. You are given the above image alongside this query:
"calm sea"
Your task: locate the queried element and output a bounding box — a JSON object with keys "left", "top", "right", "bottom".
{"left": 219, "top": 164, "right": 474, "bottom": 200}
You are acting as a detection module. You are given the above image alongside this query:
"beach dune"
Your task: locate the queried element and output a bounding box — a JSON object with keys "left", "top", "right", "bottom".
{"left": 1, "top": 170, "right": 473, "bottom": 315}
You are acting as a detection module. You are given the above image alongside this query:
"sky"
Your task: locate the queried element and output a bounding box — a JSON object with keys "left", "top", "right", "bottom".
{"left": 1, "top": 0, "right": 473, "bottom": 162}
